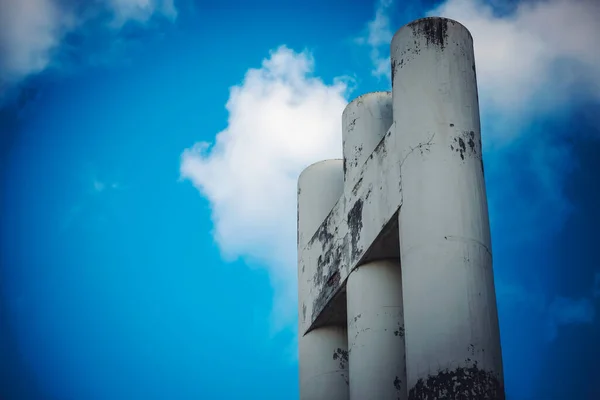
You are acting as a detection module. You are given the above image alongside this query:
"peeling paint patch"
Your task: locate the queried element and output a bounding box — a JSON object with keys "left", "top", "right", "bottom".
{"left": 408, "top": 365, "right": 504, "bottom": 400}
{"left": 326, "top": 270, "right": 341, "bottom": 288}
{"left": 394, "top": 324, "right": 405, "bottom": 337}
{"left": 451, "top": 131, "right": 479, "bottom": 161}
{"left": 394, "top": 375, "right": 402, "bottom": 391}
{"left": 316, "top": 221, "right": 334, "bottom": 251}
{"left": 333, "top": 348, "right": 349, "bottom": 369}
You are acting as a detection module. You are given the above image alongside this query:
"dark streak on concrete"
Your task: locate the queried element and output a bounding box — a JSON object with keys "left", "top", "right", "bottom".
{"left": 467, "top": 131, "right": 476, "bottom": 153}
{"left": 348, "top": 199, "right": 364, "bottom": 261}
{"left": 458, "top": 137, "right": 466, "bottom": 158}
{"left": 410, "top": 18, "right": 449, "bottom": 50}
{"left": 349, "top": 118, "right": 357, "bottom": 131}
{"left": 302, "top": 303, "right": 306, "bottom": 322}
{"left": 408, "top": 364, "right": 504, "bottom": 400}
{"left": 365, "top": 186, "right": 373, "bottom": 200}
{"left": 391, "top": 59, "right": 396, "bottom": 84}
{"left": 341, "top": 372, "right": 349, "bottom": 385}
{"left": 326, "top": 270, "right": 340, "bottom": 288}
{"left": 352, "top": 177, "right": 363, "bottom": 196}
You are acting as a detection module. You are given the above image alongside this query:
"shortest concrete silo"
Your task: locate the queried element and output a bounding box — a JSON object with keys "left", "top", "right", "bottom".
{"left": 297, "top": 160, "right": 349, "bottom": 400}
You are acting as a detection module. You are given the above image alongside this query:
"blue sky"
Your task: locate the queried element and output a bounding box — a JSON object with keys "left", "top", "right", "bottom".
{"left": 0, "top": 0, "right": 599, "bottom": 399}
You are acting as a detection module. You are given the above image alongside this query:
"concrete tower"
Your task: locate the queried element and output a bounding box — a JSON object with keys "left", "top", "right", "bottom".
{"left": 297, "top": 17, "right": 504, "bottom": 400}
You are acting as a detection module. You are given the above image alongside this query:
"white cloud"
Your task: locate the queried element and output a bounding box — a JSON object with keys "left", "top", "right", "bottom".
{"left": 0, "top": 0, "right": 76, "bottom": 83}
{"left": 546, "top": 296, "right": 595, "bottom": 341}
{"left": 356, "top": 0, "right": 600, "bottom": 140}
{"left": 0, "top": 0, "right": 177, "bottom": 85}
{"left": 429, "top": 0, "right": 600, "bottom": 139}
{"left": 107, "top": 0, "right": 177, "bottom": 27}
{"left": 355, "top": 0, "right": 394, "bottom": 81}
{"left": 180, "top": 46, "right": 350, "bottom": 330}
{"left": 497, "top": 280, "right": 596, "bottom": 342}
{"left": 181, "top": 0, "right": 600, "bottom": 333}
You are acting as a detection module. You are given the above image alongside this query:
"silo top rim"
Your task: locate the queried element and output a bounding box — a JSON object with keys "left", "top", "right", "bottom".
{"left": 391, "top": 17, "right": 473, "bottom": 43}
{"left": 343, "top": 91, "right": 392, "bottom": 115}
{"left": 299, "top": 159, "right": 343, "bottom": 181}
{"left": 347, "top": 91, "right": 391, "bottom": 104}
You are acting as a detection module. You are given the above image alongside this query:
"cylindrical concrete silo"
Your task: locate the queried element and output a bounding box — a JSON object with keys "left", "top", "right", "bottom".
{"left": 391, "top": 17, "right": 504, "bottom": 399}
{"left": 346, "top": 260, "right": 406, "bottom": 400}
{"left": 298, "top": 160, "right": 349, "bottom": 400}
{"left": 342, "top": 92, "right": 407, "bottom": 400}
{"left": 341, "top": 91, "right": 393, "bottom": 185}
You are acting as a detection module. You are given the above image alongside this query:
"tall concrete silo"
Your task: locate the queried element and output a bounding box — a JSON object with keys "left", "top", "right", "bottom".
{"left": 297, "top": 17, "right": 504, "bottom": 400}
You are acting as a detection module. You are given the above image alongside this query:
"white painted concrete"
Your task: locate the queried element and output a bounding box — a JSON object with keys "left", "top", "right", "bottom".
{"left": 347, "top": 259, "right": 406, "bottom": 400}
{"left": 342, "top": 91, "right": 393, "bottom": 186}
{"left": 298, "top": 326, "right": 349, "bottom": 400}
{"left": 392, "top": 17, "right": 503, "bottom": 396}
{"left": 297, "top": 160, "right": 349, "bottom": 400}
{"left": 297, "top": 16, "right": 504, "bottom": 400}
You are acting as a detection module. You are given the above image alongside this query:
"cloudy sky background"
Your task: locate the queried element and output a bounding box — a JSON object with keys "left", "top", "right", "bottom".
{"left": 1, "top": 0, "right": 599, "bottom": 399}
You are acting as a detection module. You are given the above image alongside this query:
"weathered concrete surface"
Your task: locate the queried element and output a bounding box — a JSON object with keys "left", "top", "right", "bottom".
{"left": 392, "top": 17, "right": 504, "bottom": 399}
{"left": 298, "top": 121, "right": 403, "bottom": 335}
{"left": 346, "top": 259, "right": 406, "bottom": 400}
{"left": 342, "top": 92, "right": 393, "bottom": 185}
{"left": 297, "top": 160, "right": 349, "bottom": 400}
{"left": 299, "top": 326, "right": 350, "bottom": 400}
{"left": 297, "top": 15, "right": 504, "bottom": 400}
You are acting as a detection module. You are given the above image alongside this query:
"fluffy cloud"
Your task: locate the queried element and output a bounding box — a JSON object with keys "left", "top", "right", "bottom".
{"left": 0, "top": 0, "right": 177, "bottom": 85}
{"left": 358, "top": 0, "right": 600, "bottom": 139}
{"left": 0, "top": 0, "right": 76, "bottom": 84}
{"left": 107, "top": 0, "right": 177, "bottom": 27}
{"left": 546, "top": 296, "right": 595, "bottom": 341}
{"left": 497, "top": 281, "right": 596, "bottom": 342}
{"left": 355, "top": 0, "right": 394, "bottom": 80}
{"left": 181, "top": 0, "right": 600, "bottom": 333}
{"left": 430, "top": 0, "right": 600, "bottom": 135}
{"left": 180, "top": 46, "right": 350, "bottom": 329}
